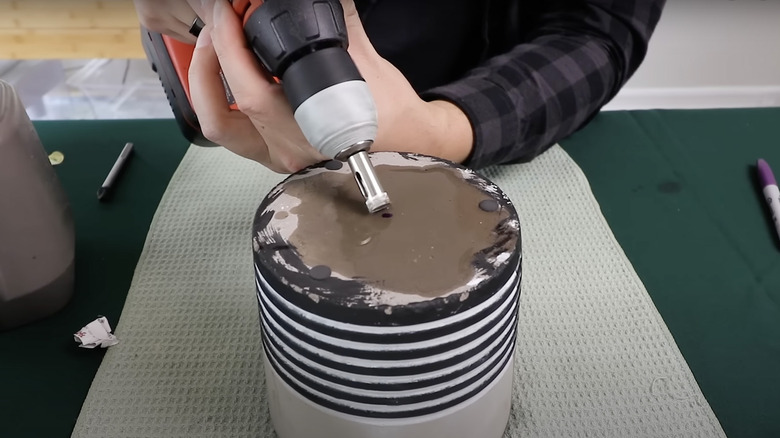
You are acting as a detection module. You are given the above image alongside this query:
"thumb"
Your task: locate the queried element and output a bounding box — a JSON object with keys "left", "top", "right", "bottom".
{"left": 340, "top": 0, "right": 373, "bottom": 53}
{"left": 340, "top": 0, "right": 358, "bottom": 17}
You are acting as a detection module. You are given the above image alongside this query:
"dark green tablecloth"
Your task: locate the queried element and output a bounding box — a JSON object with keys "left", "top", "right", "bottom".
{"left": 563, "top": 108, "right": 780, "bottom": 438}
{"left": 0, "top": 120, "right": 190, "bottom": 438}
{"left": 1, "top": 109, "right": 779, "bottom": 437}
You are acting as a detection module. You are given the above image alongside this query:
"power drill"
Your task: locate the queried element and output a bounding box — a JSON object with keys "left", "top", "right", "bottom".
{"left": 142, "top": 0, "right": 391, "bottom": 213}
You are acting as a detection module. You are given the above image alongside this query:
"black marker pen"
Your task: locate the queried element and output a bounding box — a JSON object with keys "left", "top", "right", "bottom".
{"left": 97, "top": 142, "right": 134, "bottom": 201}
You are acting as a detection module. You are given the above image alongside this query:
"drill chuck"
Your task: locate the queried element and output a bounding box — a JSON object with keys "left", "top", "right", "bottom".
{"left": 242, "top": 0, "right": 390, "bottom": 212}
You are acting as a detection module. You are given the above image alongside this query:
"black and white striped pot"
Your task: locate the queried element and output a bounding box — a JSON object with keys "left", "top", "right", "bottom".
{"left": 253, "top": 152, "right": 521, "bottom": 438}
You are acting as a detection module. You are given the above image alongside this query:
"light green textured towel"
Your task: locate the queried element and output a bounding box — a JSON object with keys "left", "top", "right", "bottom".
{"left": 72, "top": 145, "right": 725, "bottom": 438}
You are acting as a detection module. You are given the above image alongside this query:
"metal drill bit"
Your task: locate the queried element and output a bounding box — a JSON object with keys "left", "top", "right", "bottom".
{"left": 346, "top": 151, "right": 391, "bottom": 213}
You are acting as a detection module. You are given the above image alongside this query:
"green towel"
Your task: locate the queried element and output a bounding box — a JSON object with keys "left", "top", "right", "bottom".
{"left": 72, "top": 145, "right": 724, "bottom": 438}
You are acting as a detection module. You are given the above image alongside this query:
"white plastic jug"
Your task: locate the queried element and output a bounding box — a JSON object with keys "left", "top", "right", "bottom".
{"left": 0, "top": 80, "right": 75, "bottom": 330}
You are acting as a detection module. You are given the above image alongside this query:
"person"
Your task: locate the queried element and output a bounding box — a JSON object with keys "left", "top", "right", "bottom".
{"left": 134, "top": 0, "right": 666, "bottom": 173}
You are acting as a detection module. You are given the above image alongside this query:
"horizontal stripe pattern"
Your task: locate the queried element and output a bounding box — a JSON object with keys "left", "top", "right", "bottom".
{"left": 254, "top": 261, "right": 521, "bottom": 418}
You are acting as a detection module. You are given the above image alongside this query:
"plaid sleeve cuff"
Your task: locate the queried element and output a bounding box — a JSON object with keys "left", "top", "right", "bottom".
{"left": 421, "top": 78, "right": 522, "bottom": 170}
{"left": 416, "top": 0, "right": 665, "bottom": 170}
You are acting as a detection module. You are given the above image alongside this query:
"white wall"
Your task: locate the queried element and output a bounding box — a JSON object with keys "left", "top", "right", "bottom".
{"left": 605, "top": 0, "right": 780, "bottom": 110}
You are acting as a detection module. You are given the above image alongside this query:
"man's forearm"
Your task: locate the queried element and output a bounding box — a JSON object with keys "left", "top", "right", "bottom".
{"left": 421, "top": 0, "right": 666, "bottom": 169}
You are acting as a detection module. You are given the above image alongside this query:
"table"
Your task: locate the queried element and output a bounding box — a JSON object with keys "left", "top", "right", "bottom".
{"left": 1, "top": 108, "right": 779, "bottom": 437}
{"left": 565, "top": 109, "right": 780, "bottom": 437}
{"left": 0, "top": 119, "right": 189, "bottom": 438}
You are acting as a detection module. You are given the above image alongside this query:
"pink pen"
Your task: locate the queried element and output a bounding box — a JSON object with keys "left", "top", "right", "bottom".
{"left": 757, "top": 159, "right": 780, "bottom": 242}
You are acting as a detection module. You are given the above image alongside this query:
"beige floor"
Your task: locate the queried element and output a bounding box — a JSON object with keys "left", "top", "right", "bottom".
{"left": 0, "top": 0, "right": 169, "bottom": 120}
{"left": 0, "top": 0, "right": 145, "bottom": 59}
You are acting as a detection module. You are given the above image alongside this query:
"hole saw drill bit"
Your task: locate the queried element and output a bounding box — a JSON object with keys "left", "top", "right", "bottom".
{"left": 234, "top": 0, "right": 391, "bottom": 213}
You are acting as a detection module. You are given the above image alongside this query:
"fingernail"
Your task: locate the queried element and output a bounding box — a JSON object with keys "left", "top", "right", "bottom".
{"left": 213, "top": 0, "right": 224, "bottom": 21}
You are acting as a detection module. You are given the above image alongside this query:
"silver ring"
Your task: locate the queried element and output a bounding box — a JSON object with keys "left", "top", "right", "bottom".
{"left": 189, "top": 16, "right": 205, "bottom": 37}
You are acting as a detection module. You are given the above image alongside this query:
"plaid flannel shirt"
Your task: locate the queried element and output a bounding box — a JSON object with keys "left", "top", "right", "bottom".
{"left": 419, "top": 0, "right": 666, "bottom": 169}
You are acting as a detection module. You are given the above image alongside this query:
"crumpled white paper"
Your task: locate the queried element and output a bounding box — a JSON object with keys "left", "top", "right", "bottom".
{"left": 74, "top": 316, "right": 119, "bottom": 349}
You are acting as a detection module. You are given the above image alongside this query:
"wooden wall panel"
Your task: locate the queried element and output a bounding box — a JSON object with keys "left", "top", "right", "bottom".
{"left": 0, "top": 0, "right": 145, "bottom": 59}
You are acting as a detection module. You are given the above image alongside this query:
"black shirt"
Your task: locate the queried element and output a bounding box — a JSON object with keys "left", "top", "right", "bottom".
{"left": 357, "top": 0, "right": 485, "bottom": 92}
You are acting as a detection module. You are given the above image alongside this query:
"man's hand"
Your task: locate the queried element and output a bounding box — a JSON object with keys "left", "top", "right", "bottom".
{"left": 189, "top": 0, "right": 474, "bottom": 173}
{"left": 338, "top": 0, "right": 473, "bottom": 164}
{"left": 189, "top": 0, "right": 327, "bottom": 173}
{"left": 133, "top": 0, "right": 204, "bottom": 44}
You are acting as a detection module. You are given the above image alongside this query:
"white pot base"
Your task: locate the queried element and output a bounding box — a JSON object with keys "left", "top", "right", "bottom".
{"left": 264, "top": 351, "right": 514, "bottom": 438}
